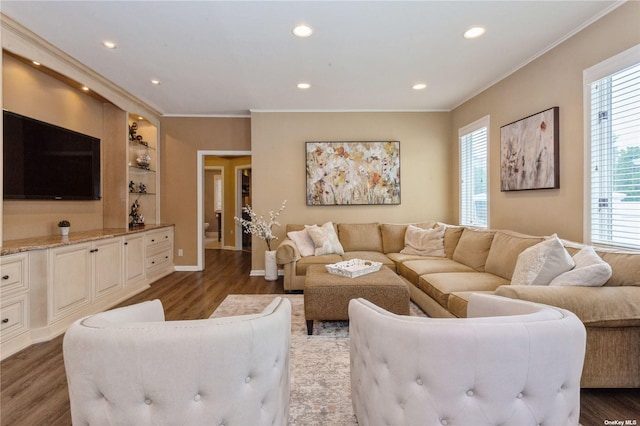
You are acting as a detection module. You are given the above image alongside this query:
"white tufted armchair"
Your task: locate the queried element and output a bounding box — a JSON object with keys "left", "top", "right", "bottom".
{"left": 63, "top": 297, "right": 291, "bottom": 426}
{"left": 349, "top": 294, "right": 586, "bottom": 426}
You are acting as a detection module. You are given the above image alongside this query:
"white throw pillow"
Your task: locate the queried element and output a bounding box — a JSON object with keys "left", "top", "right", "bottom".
{"left": 549, "top": 246, "right": 612, "bottom": 287}
{"left": 511, "top": 235, "right": 575, "bottom": 286}
{"left": 305, "top": 222, "right": 345, "bottom": 256}
{"left": 287, "top": 229, "right": 316, "bottom": 257}
{"left": 400, "top": 224, "right": 446, "bottom": 257}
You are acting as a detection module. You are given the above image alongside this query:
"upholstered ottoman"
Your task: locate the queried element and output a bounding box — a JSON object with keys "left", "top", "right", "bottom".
{"left": 304, "top": 264, "right": 410, "bottom": 335}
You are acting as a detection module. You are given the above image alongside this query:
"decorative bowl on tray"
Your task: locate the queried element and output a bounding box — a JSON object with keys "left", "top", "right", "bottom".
{"left": 325, "top": 259, "right": 382, "bottom": 278}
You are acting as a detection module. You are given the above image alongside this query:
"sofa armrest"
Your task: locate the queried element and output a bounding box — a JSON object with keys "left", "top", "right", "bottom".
{"left": 495, "top": 285, "right": 640, "bottom": 327}
{"left": 276, "top": 239, "right": 301, "bottom": 265}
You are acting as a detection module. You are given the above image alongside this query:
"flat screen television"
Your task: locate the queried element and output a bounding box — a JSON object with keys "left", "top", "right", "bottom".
{"left": 3, "top": 110, "right": 101, "bottom": 200}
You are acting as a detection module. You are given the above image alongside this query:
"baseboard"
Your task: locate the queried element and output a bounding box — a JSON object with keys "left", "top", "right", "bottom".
{"left": 174, "top": 265, "right": 200, "bottom": 272}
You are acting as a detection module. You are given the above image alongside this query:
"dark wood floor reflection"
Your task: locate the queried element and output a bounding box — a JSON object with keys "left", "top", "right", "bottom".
{"left": 0, "top": 249, "right": 637, "bottom": 425}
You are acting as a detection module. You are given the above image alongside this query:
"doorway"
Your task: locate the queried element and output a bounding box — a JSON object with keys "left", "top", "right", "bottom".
{"left": 204, "top": 166, "right": 223, "bottom": 249}
{"left": 197, "top": 150, "right": 251, "bottom": 271}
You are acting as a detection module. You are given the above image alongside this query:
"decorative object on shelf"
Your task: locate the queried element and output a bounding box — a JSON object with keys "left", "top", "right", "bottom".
{"left": 305, "top": 141, "right": 401, "bottom": 206}
{"left": 129, "top": 122, "right": 138, "bottom": 141}
{"left": 138, "top": 183, "right": 147, "bottom": 194}
{"left": 135, "top": 152, "right": 152, "bottom": 169}
{"left": 500, "top": 106, "right": 560, "bottom": 191}
{"left": 129, "top": 199, "right": 145, "bottom": 227}
{"left": 235, "top": 200, "right": 287, "bottom": 281}
{"left": 58, "top": 220, "right": 71, "bottom": 236}
{"left": 129, "top": 181, "right": 136, "bottom": 193}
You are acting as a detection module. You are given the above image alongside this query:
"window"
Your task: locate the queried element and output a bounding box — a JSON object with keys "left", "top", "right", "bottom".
{"left": 459, "top": 116, "right": 489, "bottom": 227}
{"left": 585, "top": 45, "right": 640, "bottom": 250}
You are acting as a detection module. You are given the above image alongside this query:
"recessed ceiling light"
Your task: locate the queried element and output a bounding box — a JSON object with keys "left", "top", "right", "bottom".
{"left": 103, "top": 41, "right": 117, "bottom": 49}
{"left": 32, "top": 61, "right": 41, "bottom": 66}
{"left": 292, "top": 24, "right": 313, "bottom": 38}
{"left": 412, "top": 83, "right": 427, "bottom": 90}
{"left": 82, "top": 86, "right": 90, "bottom": 91}
{"left": 297, "top": 83, "right": 311, "bottom": 89}
{"left": 151, "top": 79, "right": 161, "bottom": 85}
{"left": 464, "top": 27, "right": 486, "bottom": 39}
{"left": 138, "top": 116, "right": 144, "bottom": 120}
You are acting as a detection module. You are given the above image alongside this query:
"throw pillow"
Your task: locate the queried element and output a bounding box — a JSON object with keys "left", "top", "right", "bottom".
{"left": 549, "top": 246, "right": 612, "bottom": 287}
{"left": 305, "top": 222, "right": 345, "bottom": 256}
{"left": 400, "top": 224, "right": 446, "bottom": 257}
{"left": 287, "top": 229, "right": 316, "bottom": 257}
{"left": 511, "top": 235, "right": 575, "bottom": 286}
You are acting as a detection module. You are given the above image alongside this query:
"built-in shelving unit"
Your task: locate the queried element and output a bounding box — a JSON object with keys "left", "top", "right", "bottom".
{"left": 127, "top": 115, "right": 159, "bottom": 228}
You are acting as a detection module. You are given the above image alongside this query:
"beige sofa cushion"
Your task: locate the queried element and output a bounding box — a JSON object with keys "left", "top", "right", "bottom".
{"left": 452, "top": 228, "right": 495, "bottom": 271}
{"left": 447, "top": 291, "right": 495, "bottom": 318}
{"left": 338, "top": 223, "right": 383, "bottom": 252}
{"left": 441, "top": 225, "right": 465, "bottom": 258}
{"left": 398, "top": 258, "right": 475, "bottom": 285}
{"left": 495, "top": 285, "right": 640, "bottom": 327}
{"left": 380, "top": 222, "right": 436, "bottom": 253}
{"left": 418, "top": 272, "right": 509, "bottom": 309}
{"left": 485, "top": 231, "right": 544, "bottom": 280}
{"left": 295, "top": 254, "right": 343, "bottom": 275}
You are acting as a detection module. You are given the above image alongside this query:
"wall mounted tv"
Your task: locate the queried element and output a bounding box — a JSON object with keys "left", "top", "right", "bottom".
{"left": 3, "top": 110, "right": 101, "bottom": 200}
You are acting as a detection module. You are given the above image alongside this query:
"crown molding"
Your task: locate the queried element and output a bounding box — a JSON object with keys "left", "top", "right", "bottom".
{"left": 1, "top": 13, "right": 162, "bottom": 124}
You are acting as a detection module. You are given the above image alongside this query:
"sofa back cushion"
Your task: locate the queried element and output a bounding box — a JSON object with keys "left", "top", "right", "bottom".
{"left": 439, "top": 224, "right": 465, "bottom": 259}
{"left": 452, "top": 228, "right": 495, "bottom": 271}
{"left": 485, "top": 231, "right": 544, "bottom": 280}
{"left": 562, "top": 240, "right": 640, "bottom": 287}
{"left": 338, "top": 223, "right": 383, "bottom": 252}
{"left": 380, "top": 222, "right": 436, "bottom": 253}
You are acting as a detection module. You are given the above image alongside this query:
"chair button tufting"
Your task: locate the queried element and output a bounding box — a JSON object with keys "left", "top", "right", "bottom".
{"left": 245, "top": 376, "right": 252, "bottom": 383}
{"left": 517, "top": 392, "right": 524, "bottom": 399}
{"left": 416, "top": 378, "right": 423, "bottom": 385}
{"left": 466, "top": 390, "right": 474, "bottom": 397}
{"left": 441, "top": 419, "right": 448, "bottom": 425}
{"left": 145, "top": 399, "right": 152, "bottom": 405}
{"left": 194, "top": 394, "right": 201, "bottom": 402}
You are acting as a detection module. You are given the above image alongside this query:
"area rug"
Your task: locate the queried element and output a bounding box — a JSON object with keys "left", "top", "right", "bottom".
{"left": 211, "top": 294, "right": 426, "bottom": 425}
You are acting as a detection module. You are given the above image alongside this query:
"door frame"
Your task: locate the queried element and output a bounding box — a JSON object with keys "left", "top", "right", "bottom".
{"left": 197, "top": 150, "right": 251, "bottom": 271}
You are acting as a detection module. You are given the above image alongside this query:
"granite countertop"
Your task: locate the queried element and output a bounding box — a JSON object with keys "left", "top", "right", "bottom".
{"left": 1, "top": 224, "right": 174, "bottom": 256}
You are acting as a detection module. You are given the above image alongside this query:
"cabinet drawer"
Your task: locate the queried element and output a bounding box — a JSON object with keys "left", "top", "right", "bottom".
{"left": 1, "top": 253, "right": 29, "bottom": 295}
{"left": 0, "top": 293, "right": 29, "bottom": 341}
{"left": 146, "top": 251, "right": 172, "bottom": 270}
{"left": 145, "top": 229, "right": 172, "bottom": 248}
{"left": 146, "top": 240, "right": 171, "bottom": 258}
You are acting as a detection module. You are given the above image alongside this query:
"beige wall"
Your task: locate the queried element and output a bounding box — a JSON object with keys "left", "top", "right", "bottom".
{"left": 161, "top": 117, "right": 251, "bottom": 266}
{"left": 450, "top": 2, "right": 640, "bottom": 242}
{"left": 2, "top": 53, "right": 105, "bottom": 240}
{"left": 250, "top": 111, "right": 451, "bottom": 269}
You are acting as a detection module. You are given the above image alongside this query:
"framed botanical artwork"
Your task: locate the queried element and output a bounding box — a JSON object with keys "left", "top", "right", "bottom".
{"left": 305, "top": 141, "right": 400, "bottom": 205}
{"left": 500, "top": 107, "right": 559, "bottom": 191}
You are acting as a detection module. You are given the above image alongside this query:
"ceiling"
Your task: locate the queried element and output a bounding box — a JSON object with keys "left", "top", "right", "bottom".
{"left": 1, "top": 1, "right": 620, "bottom": 116}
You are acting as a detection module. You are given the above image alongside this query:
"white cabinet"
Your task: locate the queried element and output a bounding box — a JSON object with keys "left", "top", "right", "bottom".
{"left": 124, "top": 233, "right": 146, "bottom": 286}
{"left": 0, "top": 253, "right": 31, "bottom": 359}
{"left": 48, "top": 237, "right": 123, "bottom": 323}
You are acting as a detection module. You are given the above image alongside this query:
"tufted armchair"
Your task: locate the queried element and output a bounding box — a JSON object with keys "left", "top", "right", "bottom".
{"left": 349, "top": 294, "right": 586, "bottom": 426}
{"left": 63, "top": 297, "right": 291, "bottom": 426}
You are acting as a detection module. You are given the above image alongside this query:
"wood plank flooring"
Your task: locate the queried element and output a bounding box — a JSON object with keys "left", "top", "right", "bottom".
{"left": 1, "top": 249, "right": 638, "bottom": 425}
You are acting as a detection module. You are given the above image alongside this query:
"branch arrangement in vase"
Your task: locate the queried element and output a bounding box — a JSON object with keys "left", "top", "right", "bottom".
{"left": 234, "top": 200, "right": 287, "bottom": 251}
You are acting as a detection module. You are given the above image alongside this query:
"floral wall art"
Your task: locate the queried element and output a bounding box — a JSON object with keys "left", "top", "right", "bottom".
{"left": 500, "top": 107, "right": 560, "bottom": 191}
{"left": 306, "top": 141, "right": 400, "bottom": 205}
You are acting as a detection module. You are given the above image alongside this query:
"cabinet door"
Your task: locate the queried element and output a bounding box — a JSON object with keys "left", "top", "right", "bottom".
{"left": 93, "top": 238, "right": 124, "bottom": 299}
{"left": 124, "top": 234, "right": 146, "bottom": 286}
{"left": 49, "top": 243, "right": 92, "bottom": 322}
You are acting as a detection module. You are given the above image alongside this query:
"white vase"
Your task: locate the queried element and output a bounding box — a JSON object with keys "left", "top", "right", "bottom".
{"left": 264, "top": 250, "right": 278, "bottom": 281}
{"left": 59, "top": 226, "right": 70, "bottom": 236}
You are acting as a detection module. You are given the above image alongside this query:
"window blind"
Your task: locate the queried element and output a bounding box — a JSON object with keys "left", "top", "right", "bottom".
{"left": 589, "top": 62, "right": 640, "bottom": 250}
{"left": 460, "top": 119, "right": 488, "bottom": 227}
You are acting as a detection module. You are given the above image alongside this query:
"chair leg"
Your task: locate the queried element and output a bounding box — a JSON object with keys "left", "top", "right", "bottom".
{"left": 306, "top": 320, "right": 313, "bottom": 335}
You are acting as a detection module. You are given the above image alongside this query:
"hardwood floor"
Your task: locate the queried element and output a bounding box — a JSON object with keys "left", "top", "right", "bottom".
{"left": 1, "top": 249, "right": 638, "bottom": 425}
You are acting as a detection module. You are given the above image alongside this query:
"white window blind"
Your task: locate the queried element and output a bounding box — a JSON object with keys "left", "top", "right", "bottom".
{"left": 586, "top": 47, "right": 640, "bottom": 250}
{"left": 459, "top": 116, "right": 489, "bottom": 227}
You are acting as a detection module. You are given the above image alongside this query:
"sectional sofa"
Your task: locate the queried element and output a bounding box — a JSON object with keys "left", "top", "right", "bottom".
{"left": 275, "top": 221, "right": 640, "bottom": 388}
